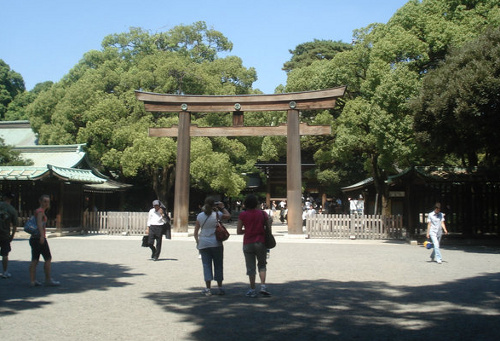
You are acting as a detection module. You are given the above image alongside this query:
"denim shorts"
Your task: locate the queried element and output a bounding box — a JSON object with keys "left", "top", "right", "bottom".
{"left": 243, "top": 242, "right": 267, "bottom": 276}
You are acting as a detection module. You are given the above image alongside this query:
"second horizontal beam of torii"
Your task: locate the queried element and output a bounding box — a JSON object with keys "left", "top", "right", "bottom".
{"left": 150, "top": 123, "right": 331, "bottom": 137}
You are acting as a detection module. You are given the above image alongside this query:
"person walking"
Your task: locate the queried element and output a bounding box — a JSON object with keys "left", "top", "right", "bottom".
{"left": 194, "top": 197, "right": 230, "bottom": 296}
{"left": 426, "top": 202, "right": 448, "bottom": 264}
{"left": 29, "top": 194, "right": 60, "bottom": 287}
{"left": 146, "top": 200, "right": 167, "bottom": 261}
{"left": 237, "top": 194, "right": 271, "bottom": 298}
{"left": 0, "top": 193, "right": 18, "bottom": 279}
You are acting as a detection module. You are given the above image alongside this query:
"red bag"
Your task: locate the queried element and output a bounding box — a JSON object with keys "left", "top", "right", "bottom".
{"left": 215, "top": 220, "right": 230, "bottom": 241}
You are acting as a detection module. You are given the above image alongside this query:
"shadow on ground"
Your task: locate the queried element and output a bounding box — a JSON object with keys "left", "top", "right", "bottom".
{"left": 145, "top": 273, "right": 500, "bottom": 340}
{"left": 0, "top": 260, "right": 142, "bottom": 317}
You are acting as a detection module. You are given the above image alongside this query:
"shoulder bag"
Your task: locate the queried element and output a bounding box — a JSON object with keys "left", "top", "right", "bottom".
{"left": 262, "top": 211, "right": 276, "bottom": 249}
{"left": 24, "top": 216, "right": 39, "bottom": 236}
{"left": 201, "top": 212, "right": 229, "bottom": 242}
{"left": 214, "top": 212, "right": 230, "bottom": 242}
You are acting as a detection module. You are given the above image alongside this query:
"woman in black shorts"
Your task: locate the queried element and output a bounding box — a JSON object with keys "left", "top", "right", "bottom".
{"left": 29, "top": 195, "right": 60, "bottom": 287}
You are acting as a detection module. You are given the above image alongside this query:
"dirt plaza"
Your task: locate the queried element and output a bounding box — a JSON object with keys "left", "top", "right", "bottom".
{"left": 1, "top": 225, "right": 499, "bottom": 341}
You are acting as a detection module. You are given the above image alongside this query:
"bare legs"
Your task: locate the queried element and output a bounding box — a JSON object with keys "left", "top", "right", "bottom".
{"left": 29, "top": 259, "right": 54, "bottom": 284}
{"left": 249, "top": 270, "right": 266, "bottom": 290}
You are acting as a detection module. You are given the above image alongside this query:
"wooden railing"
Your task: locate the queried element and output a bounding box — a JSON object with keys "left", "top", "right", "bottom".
{"left": 83, "top": 211, "right": 148, "bottom": 235}
{"left": 306, "top": 214, "right": 405, "bottom": 240}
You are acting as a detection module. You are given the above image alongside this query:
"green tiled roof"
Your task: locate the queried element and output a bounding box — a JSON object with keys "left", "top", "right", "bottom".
{"left": 0, "top": 164, "right": 106, "bottom": 183}
{"left": 0, "top": 121, "right": 130, "bottom": 190}
{"left": 47, "top": 165, "right": 106, "bottom": 183}
{"left": 0, "top": 167, "right": 47, "bottom": 180}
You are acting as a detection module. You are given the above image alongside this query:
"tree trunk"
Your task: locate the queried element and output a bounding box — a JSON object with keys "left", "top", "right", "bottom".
{"left": 370, "top": 154, "right": 390, "bottom": 216}
{"left": 153, "top": 165, "right": 175, "bottom": 212}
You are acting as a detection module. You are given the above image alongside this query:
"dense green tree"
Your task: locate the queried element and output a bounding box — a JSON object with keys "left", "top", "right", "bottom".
{"left": 283, "top": 39, "right": 352, "bottom": 73}
{"left": 4, "top": 81, "right": 53, "bottom": 121}
{"left": 413, "top": 26, "right": 500, "bottom": 167}
{"left": 25, "top": 22, "right": 257, "bottom": 208}
{"left": 0, "top": 59, "right": 25, "bottom": 119}
{"left": 285, "top": 0, "right": 500, "bottom": 214}
{"left": 101, "top": 21, "right": 233, "bottom": 64}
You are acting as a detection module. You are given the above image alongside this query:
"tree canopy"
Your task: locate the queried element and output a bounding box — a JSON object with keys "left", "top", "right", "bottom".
{"left": 282, "top": 39, "right": 352, "bottom": 73}
{"left": 0, "top": 59, "right": 25, "bottom": 119}
{"left": 412, "top": 26, "right": 500, "bottom": 167}
{"left": 23, "top": 22, "right": 258, "bottom": 207}
{"left": 284, "top": 0, "right": 500, "bottom": 213}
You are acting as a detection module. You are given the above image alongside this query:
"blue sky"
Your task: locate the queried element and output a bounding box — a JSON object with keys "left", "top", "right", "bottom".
{"left": 1, "top": 0, "right": 409, "bottom": 94}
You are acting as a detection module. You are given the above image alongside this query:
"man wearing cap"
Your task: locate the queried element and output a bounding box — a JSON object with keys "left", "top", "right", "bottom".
{"left": 0, "top": 193, "right": 18, "bottom": 278}
{"left": 146, "top": 200, "right": 167, "bottom": 261}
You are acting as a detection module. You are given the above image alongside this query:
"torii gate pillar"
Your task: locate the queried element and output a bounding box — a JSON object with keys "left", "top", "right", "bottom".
{"left": 287, "top": 109, "right": 302, "bottom": 234}
{"left": 136, "top": 86, "right": 346, "bottom": 234}
{"left": 173, "top": 111, "right": 191, "bottom": 231}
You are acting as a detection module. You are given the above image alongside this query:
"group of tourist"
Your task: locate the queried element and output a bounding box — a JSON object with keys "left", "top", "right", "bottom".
{"left": 1, "top": 191, "right": 447, "bottom": 295}
{"left": 193, "top": 194, "right": 272, "bottom": 297}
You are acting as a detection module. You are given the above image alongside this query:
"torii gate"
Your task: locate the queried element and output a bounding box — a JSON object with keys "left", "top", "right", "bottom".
{"left": 135, "top": 86, "right": 346, "bottom": 234}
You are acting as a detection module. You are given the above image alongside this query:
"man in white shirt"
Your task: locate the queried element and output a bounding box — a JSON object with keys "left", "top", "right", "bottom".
{"left": 146, "top": 200, "right": 166, "bottom": 261}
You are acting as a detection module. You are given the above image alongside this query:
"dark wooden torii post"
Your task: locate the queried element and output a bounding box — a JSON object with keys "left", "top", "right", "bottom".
{"left": 135, "top": 86, "right": 346, "bottom": 234}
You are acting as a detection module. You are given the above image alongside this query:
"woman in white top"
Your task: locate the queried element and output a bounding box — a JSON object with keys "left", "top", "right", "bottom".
{"left": 194, "top": 197, "right": 230, "bottom": 296}
{"left": 426, "top": 202, "right": 448, "bottom": 264}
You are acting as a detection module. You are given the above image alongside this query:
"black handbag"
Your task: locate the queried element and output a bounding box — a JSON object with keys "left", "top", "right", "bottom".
{"left": 162, "top": 221, "right": 171, "bottom": 239}
{"left": 262, "top": 211, "right": 276, "bottom": 249}
{"left": 141, "top": 235, "right": 149, "bottom": 247}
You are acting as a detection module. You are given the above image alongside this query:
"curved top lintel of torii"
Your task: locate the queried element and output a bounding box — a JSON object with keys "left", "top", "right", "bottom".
{"left": 135, "top": 86, "right": 346, "bottom": 113}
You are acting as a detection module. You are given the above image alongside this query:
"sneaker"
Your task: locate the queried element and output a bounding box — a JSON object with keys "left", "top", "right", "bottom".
{"left": 216, "top": 288, "right": 225, "bottom": 296}
{"left": 246, "top": 289, "right": 257, "bottom": 298}
{"left": 45, "top": 279, "right": 61, "bottom": 286}
{"left": 1, "top": 272, "right": 11, "bottom": 279}
{"left": 260, "top": 287, "right": 272, "bottom": 297}
{"left": 202, "top": 288, "right": 212, "bottom": 296}
{"left": 30, "top": 280, "right": 42, "bottom": 287}
{"left": 436, "top": 260, "right": 442, "bottom": 264}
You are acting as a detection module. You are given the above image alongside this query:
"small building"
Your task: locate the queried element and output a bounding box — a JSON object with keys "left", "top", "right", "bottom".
{"left": 342, "top": 166, "right": 500, "bottom": 238}
{"left": 0, "top": 121, "right": 130, "bottom": 228}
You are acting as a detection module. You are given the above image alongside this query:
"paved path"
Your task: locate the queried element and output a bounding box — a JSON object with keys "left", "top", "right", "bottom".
{"left": 1, "top": 225, "right": 500, "bottom": 340}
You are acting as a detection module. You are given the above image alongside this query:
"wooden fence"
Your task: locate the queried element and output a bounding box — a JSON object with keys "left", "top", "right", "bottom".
{"left": 83, "top": 211, "right": 148, "bottom": 235}
{"left": 306, "top": 214, "right": 405, "bottom": 240}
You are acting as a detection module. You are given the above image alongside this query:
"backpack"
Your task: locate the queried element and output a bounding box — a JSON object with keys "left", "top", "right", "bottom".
{"left": 24, "top": 216, "right": 39, "bottom": 236}
{"left": 0, "top": 206, "right": 11, "bottom": 221}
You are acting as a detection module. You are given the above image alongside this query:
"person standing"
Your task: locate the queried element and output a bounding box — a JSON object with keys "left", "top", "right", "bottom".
{"left": 194, "top": 197, "right": 230, "bottom": 296}
{"left": 237, "top": 194, "right": 271, "bottom": 298}
{"left": 0, "top": 193, "right": 18, "bottom": 279}
{"left": 146, "top": 200, "right": 167, "bottom": 261}
{"left": 426, "top": 202, "right": 448, "bottom": 264}
{"left": 29, "top": 194, "right": 60, "bottom": 287}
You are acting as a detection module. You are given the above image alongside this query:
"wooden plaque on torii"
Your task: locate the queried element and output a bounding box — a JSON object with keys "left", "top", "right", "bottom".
{"left": 135, "top": 86, "right": 346, "bottom": 234}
